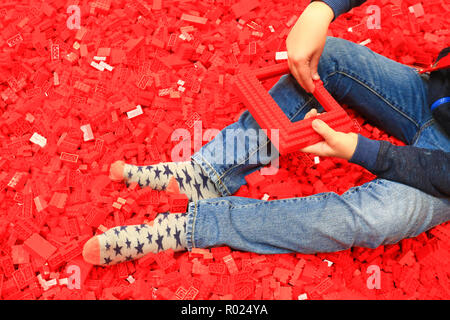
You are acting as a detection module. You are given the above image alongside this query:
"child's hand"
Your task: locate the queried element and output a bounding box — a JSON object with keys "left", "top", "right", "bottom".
{"left": 300, "top": 109, "right": 358, "bottom": 160}
{"left": 109, "top": 160, "right": 125, "bottom": 181}
{"left": 286, "top": 1, "right": 334, "bottom": 93}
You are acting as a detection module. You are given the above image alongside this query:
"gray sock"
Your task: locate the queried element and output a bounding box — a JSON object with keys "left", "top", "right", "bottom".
{"left": 123, "top": 160, "right": 220, "bottom": 201}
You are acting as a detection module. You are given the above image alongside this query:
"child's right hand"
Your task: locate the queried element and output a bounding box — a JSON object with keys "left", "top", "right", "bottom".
{"left": 109, "top": 160, "right": 125, "bottom": 181}
{"left": 301, "top": 109, "right": 358, "bottom": 161}
{"left": 286, "top": 1, "right": 334, "bottom": 93}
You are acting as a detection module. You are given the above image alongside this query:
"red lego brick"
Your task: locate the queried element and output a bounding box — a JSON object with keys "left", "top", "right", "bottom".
{"left": 244, "top": 170, "right": 266, "bottom": 188}
{"left": 7, "top": 172, "right": 28, "bottom": 191}
{"left": 116, "top": 262, "right": 128, "bottom": 279}
{"left": 51, "top": 44, "right": 60, "bottom": 61}
{"left": 180, "top": 13, "right": 208, "bottom": 25}
{"left": 208, "top": 262, "right": 227, "bottom": 275}
{"left": 231, "top": 0, "right": 260, "bottom": 18}
{"left": 0, "top": 274, "right": 3, "bottom": 298}
{"left": 23, "top": 233, "right": 57, "bottom": 261}
{"left": 273, "top": 267, "right": 291, "bottom": 284}
{"left": 175, "top": 286, "right": 188, "bottom": 300}
{"left": 12, "top": 268, "right": 31, "bottom": 290}
{"left": 211, "top": 246, "right": 232, "bottom": 261}
{"left": 184, "top": 286, "right": 199, "bottom": 300}
{"left": 313, "top": 277, "right": 334, "bottom": 295}
{"left": 11, "top": 245, "right": 30, "bottom": 264}
{"left": 234, "top": 63, "right": 354, "bottom": 154}
{"left": 7, "top": 33, "right": 23, "bottom": 47}
{"left": 85, "top": 207, "right": 109, "bottom": 228}
{"left": 60, "top": 152, "right": 79, "bottom": 163}
{"left": 277, "top": 286, "right": 292, "bottom": 300}
{"left": 234, "top": 282, "right": 253, "bottom": 300}
{"left": 409, "top": 3, "right": 424, "bottom": 18}
{"left": 0, "top": 256, "right": 15, "bottom": 278}
{"left": 223, "top": 254, "right": 239, "bottom": 275}
{"left": 155, "top": 250, "right": 176, "bottom": 270}
{"left": 168, "top": 193, "right": 189, "bottom": 213}
{"left": 13, "top": 218, "right": 40, "bottom": 241}
{"left": 48, "top": 192, "right": 68, "bottom": 211}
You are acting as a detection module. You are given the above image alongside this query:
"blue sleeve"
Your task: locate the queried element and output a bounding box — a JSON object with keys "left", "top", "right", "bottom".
{"left": 312, "top": 0, "right": 367, "bottom": 20}
{"left": 350, "top": 134, "right": 450, "bottom": 197}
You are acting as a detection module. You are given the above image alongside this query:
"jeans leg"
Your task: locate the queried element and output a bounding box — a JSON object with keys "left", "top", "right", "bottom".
{"left": 314, "top": 37, "right": 431, "bottom": 143}
{"left": 185, "top": 180, "right": 450, "bottom": 254}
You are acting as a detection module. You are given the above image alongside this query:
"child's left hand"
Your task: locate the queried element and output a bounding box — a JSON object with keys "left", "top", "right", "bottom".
{"left": 300, "top": 108, "right": 358, "bottom": 160}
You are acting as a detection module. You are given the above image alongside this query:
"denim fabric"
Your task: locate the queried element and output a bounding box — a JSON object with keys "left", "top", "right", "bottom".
{"left": 186, "top": 37, "right": 450, "bottom": 254}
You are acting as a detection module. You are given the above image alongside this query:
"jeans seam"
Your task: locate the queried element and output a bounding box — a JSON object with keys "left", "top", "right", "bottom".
{"left": 226, "top": 177, "right": 382, "bottom": 209}
{"left": 186, "top": 201, "right": 198, "bottom": 250}
{"left": 331, "top": 70, "right": 421, "bottom": 130}
{"left": 411, "top": 118, "right": 435, "bottom": 145}
{"left": 191, "top": 201, "right": 197, "bottom": 248}
{"left": 228, "top": 192, "right": 335, "bottom": 209}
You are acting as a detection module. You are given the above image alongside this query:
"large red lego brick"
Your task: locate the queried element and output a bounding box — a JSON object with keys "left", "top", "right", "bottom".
{"left": 23, "top": 233, "right": 57, "bottom": 261}
{"left": 233, "top": 62, "right": 355, "bottom": 154}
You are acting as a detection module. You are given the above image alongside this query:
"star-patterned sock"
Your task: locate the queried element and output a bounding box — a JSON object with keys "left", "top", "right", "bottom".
{"left": 123, "top": 161, "right": 220, "bottom": 201}
{"left": 82, "top": 212, "right": 188, "bottom": 266}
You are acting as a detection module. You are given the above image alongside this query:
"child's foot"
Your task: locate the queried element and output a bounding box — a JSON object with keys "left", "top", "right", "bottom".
{"left": 111, "top": 160, "right": 221, "bottom": 201}
{"left": 83, "top": 213, "right": 188, "bottom": 266}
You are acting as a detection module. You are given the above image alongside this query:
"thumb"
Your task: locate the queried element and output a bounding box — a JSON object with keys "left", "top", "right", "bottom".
{"left": 312, "top": 119, "right": 336, "bottom": 141}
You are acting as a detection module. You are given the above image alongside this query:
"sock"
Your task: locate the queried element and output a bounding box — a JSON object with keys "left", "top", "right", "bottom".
{"left": 123, "top": 160, "right": 220, "bottom": 201}
{"left": 83, "top": 212, "right": 188, "bottom": 266}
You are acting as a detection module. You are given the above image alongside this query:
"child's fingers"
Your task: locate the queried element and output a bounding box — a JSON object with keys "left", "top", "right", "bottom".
{"left": 300, "top": 144, "right": 318, "bottom": 154}
{"left": 304, "top": 108, "right": 318, "bottom": 119}
{"left": 311, "top": 119, "right": 336, "bottom": 142}
{"left": 300, "top": 142, "right": 326, "bottom": 157}
{"left": 288, "top": 58, "right": 301, "bottom": 90}
{"left": 310, "top": 50, "right": 322, "bottom": 81}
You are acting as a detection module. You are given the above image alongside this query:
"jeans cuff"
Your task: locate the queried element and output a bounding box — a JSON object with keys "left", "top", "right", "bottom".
{"left": 192, "top": 152, "right": 232, "bottom": 196}
{"left": 185, "top": 201, "right": 197, "bottom": 251}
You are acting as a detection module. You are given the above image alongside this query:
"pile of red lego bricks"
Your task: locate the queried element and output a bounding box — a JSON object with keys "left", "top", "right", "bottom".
{"left": 0, "top": 0, "right": 449, "bottom": 300}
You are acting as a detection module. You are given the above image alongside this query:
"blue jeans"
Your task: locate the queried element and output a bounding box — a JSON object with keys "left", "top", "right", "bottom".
{"left": 186, "top": 37, "right": 450, "bottom": 254}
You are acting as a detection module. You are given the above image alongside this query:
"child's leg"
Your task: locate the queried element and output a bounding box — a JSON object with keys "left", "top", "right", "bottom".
{"left": 185, "top": 179, "right": 450, "bottom": 254}
{"left": 122, "top": 161, "right": 220, "bottom": 201}
{"left": 88, "top": 170, "right": 449, "bottom": 265}
{"left": 83, "top": 212, "right": 188, "bottom": 265}
{"left": 193, "top": 36, "right": 432, "bottom": 196}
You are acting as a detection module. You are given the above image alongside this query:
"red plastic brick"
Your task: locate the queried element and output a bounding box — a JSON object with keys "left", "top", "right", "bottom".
{"left": 11, "top": 245, "right": 30, "bottom": 264}
{"left": 231, "top": 0, "right": 261, "bottom": 18}
{"left": 223, "top": 254, "right": 239, "bottom": 275}
{"left": 184, "top": 286, "right": 200, "bottom": 300}
{"left": 0, "top": 256, "right": 15, "bottom": 278}
{"left": 168, "top": 193, "right": 189, "bottom": 213}
{"left": 23, "top": 233, "right": 57, "bottom": 261}
{"left": 180, "top": 13, "right": 208, "bottom": 25}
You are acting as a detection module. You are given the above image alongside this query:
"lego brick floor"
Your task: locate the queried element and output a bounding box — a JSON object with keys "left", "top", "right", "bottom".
{"left": 0, "top": 0, "right": 449, "bottom": 300}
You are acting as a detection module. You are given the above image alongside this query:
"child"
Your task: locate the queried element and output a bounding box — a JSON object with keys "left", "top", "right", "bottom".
{"left": 83, "top": 0, "right": 449, "bottom": 266}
